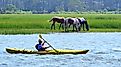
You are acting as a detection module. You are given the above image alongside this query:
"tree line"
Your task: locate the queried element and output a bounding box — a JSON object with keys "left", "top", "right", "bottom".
{"left": 0, "top": 0, "right": 121, "bottom": 14}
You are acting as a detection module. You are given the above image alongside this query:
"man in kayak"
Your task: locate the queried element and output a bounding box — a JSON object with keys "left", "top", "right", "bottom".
{"left": 35, "top": 38, "right": 50, "bottom": 51}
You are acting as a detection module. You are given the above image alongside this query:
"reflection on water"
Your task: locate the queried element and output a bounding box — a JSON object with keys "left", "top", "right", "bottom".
{"left": 0, "top": 33, "right": 121, "bottom": 67}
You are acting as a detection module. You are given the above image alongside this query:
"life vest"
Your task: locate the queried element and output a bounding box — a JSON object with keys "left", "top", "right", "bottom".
{"left": 35, "top": 44, "right": 43, "bottom": 51}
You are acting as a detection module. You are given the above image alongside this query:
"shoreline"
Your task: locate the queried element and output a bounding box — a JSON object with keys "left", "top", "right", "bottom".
{"left": 0, "top": 28, "right": 121, "bottom": 34}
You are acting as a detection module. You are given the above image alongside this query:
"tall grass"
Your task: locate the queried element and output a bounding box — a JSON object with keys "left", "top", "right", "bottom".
{"left": 0, "top": 14, "right": 121, "bottom": 34}
{"left": 0, "top": 14, "right": 51, "bottom": 29}
{"left": 86, "top": 14, "right": 121, "bottom": 29}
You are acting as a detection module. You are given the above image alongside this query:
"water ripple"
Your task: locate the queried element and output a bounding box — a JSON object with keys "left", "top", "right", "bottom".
{"left": 94, "top": 51, "right": 108, "bottom": 54}
{"left": 112, "top": 48, "right": 121, "bottom": 52}
{"left": 0, "top": 63, "right": 8, "bottom": 67}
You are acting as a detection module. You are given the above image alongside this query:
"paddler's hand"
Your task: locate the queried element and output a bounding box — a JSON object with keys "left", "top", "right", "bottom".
{"left": 44, "top": 41, "right": 47, "bottom": 43}
{"left": 49, "top": 45, "right": 51, "bottom": 47}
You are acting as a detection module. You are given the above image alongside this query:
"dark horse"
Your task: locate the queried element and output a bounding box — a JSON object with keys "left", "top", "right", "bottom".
{"left": 49, "top": 16, "right": 65, "bottom": 30}
{"left": 77, "top": 17, "right": 89, "bottom": 31}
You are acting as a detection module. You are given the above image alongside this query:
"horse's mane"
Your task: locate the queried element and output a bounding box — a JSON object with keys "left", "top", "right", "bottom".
{"left": 53, "top": 16, "right": 64, "bottom": 19}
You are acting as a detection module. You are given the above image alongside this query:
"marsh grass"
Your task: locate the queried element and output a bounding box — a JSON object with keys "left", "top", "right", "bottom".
{"left": 0, "top": 14, "right": 121, "bottom": 34}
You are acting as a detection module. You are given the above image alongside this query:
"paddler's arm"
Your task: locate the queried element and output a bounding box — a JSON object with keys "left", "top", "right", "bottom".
{"left": 39, "top": 38, "right": 45, "bottom": 46}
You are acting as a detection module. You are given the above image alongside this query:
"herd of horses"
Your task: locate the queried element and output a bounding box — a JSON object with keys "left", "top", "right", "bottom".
{"left": 49, "top": 16, "right": 89, "bottom": 32}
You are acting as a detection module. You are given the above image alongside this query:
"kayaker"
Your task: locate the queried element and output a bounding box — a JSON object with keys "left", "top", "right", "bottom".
{"left": 35, "top": 38, "right": 50, "bottom": 51}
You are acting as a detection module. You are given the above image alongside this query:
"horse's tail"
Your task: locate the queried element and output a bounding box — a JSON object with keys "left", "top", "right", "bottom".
{"left": 84, "top": 21, "right": 89, "bottom": 31}
{"left": 49, "top": 18, "right": 53, "bottom": 22}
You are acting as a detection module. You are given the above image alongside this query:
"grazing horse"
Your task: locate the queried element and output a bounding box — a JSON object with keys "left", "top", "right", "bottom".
{"left": 77, "top": 17, "right": 89, "bottom": 31}
{"left": 65, "top": 17, "right": 80, "bottom": 32}
{"left": 49, "top": 16, "right": 65, "bottom": 30}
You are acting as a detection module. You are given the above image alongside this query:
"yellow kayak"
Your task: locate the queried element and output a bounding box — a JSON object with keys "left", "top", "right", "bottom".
{"left": 6, "top": 48, "right": 89, "bottom": 55}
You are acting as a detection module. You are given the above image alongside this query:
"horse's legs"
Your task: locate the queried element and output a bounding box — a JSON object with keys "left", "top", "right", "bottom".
{"left": 69, "top": 23, "right": 71, "bottom": 28}
{"left": 54, "top": 24, "right": 55, "bottom": 30}
{"left": 59, "top": 23, "right": 61, "bottom": 30}
{"left": 82, "top": 23, "right": 85, "bottom": 31}
{"left": 76, "top": 24, "right": 80, "bottom": 32}
{"left": 77, "top": 23, "right": 81, "bottom": 32}
{"left": 51, "top": 24, "right": 53, "bottom": 30}
{"left": 85, "top": 21, "right": 89, "bottom": 31}
{"left": 59, "top": 23, "right": 65, "bottom": 30}
{"left": 51, "top": 22, "right": 55, "bottom": 30}
{"left": 75, "top": 25, "right": 79, "bottom": 32}
{"left": 64, "top": 23, "right": 67, "bottom": 32}
{"left": 65, "top": 22, "right": 69, "bottom": 32}
{"left": 61, "top": 23, "right": 65, "bottom": 30}
{"left": 62, "top": 24, "right": 64, "bottom": 30}
{"left": 73, "top": 24, "right": 78, "bottom": 32}
{"left": 65, "top": 25, "right": 67, "bottom": 32}
{"left": 86, "top": 24, "right": 89, "bottom": 31}
{"left": 72, "top": 24, "right": 75, "bottom": 32}
{"left": 79, "top": 24, "right": 82, "bottom": 31}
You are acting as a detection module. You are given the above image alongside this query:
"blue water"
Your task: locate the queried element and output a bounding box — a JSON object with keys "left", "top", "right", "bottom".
{"left": 0, "top": 33, "right": 121, "bottom": 67}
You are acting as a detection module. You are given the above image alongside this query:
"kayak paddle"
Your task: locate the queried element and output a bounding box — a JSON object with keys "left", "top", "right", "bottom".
{"left": 39, "top": 34, "right": 59, "bottom": 53}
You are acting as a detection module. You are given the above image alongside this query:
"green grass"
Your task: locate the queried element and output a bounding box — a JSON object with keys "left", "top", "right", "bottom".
{"left": 0, "top": 14, "right": 121, "bottom": 34}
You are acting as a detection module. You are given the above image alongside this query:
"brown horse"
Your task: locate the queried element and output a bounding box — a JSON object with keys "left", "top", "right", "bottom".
{"left": 49, "top": 16, "right": 65, "bottom": 30}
